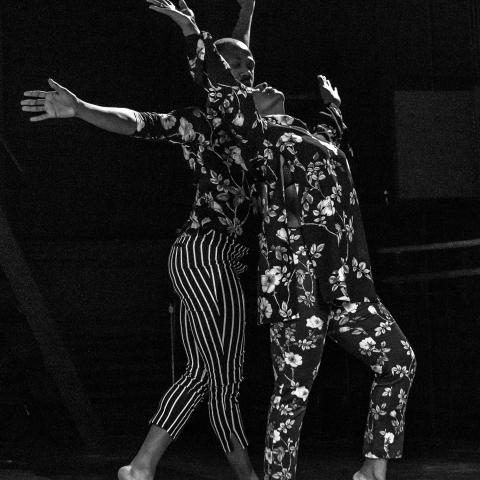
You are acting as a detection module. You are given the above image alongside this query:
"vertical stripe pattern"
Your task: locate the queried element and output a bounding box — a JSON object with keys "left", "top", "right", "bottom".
{"left": 150, "top": 230, "right": 249, "bottom": 453}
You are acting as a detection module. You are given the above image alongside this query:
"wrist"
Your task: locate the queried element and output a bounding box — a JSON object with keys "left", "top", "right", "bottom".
{"left": 181, "top": 20, "right": 200, "bottom": 36}
{"left": 74, "top": 99, "right": 86, "bottom": 118}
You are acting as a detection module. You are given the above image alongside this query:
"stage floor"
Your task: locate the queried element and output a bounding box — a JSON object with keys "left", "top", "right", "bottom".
{"left": 1, "top": 442, "right": 479, "bottom": 480}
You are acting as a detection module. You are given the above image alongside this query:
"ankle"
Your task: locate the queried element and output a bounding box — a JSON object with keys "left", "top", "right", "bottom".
{"left": 118, "top": 465, "right": 154, "bottom": 480}
{"left": 355, "top": 458, "right": 387, "bottom": 480}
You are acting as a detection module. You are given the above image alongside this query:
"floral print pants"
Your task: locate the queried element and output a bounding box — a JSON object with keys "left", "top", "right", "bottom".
{"left": 264, "top": 301, "right": 417, "bottom": 479}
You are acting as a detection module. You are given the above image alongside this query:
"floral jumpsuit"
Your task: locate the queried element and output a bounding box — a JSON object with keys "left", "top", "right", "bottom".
{"left": 190, "top": 31, "right": 417, "bottom": 479}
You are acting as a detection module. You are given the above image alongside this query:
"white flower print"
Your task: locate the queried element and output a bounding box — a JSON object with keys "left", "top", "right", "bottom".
{"left": 274, "top": 245, "right": 288, "bottom": 261}
{"left": 276, "top": 228, "right": 288, "bottom": 242}
{"left": 178, "top": 117, "right": 196, "bottom": 142}
{"left": 397, "top": 389, "right": 408, "bottom": 407}
{"left": 401, "top": 340, "right": 414, "bottom": 357}
{"left": 309, "top": 243, "right": 325, "bottom": 258}
{"left": 279, "top": 301, "right": 294, "bottom": 320}
{"left": 265, "top": 448, "right": 273, "bottom": 464}
{"left": 263, "top": 147, "right": 274, "bottom": 160}
{"left": 306, "top": 315, "right": 324, "bottom": 330}
{"left": 350, "top": 189, "right": 358, "bottom": 205}
{"left": 342, "top": 301, "right": 358, "bottom": 313}
{"left": 292, "top": 386, "right": 309, "bottom": 401}
{"left": 259, "top": 297, "right": 273, "bottom": 319}
{"left": 159, "top": 114, "right": 176, "bottom": 130}
{"left": 232, "top": 112, "right": 245, "bottom": 126}
{"left": 374, "top": 322, "right": 391, "bottom": 337}
{"left": 306, "top": 161, "right": 326, "bottom": 183}
{"left": 279, "top": 419, "right": 295, "bottom": 432}
{"left": 352, "top": 257, "right": 371, "bottom": 279}
{"left": 370, "top": 404, "right": 387, "bottom": 420}
{"left": 277, "top": 132, "right": 303, "bottom": 147}
{"left": 383, "top": 432, "right": 395, "bottom": 444}
{"left": 261, "top": 267, "right": 282, "bottom": 294}
{"left": 391, "top": 365, "right": 410, "bottom": 377}
{"left": 331, "top": 183, "right": 342, "bottom": 202}
{"left": 227, "top": 146, "right": 247, "bottom": 170}
{"left": 272, "top": 430, "right": 281, "bottom": 443}
{"left": 279, "top": 403, "right": 294, "bottom": 415}
{"left": 382, "top": 387, "right": 393, "bottom": 397}
{"left": 359, "top": 337, "right": 376, "bottom": 354}
{"left": 368, "top": 305, "right": 378, "bottom": 315}
{"left": 284, "top": 352, "right": 303, "bottom": 368}
{"left": 345, "top": 217, "right": 354, "bottom": 241}
{"left": 318, "top": 197, "right": 335, "bottom": 216}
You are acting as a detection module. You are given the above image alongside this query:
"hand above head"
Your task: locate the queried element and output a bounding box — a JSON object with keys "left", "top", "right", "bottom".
{"left": 21, "top": 78, "right": 79, "bottom": 122}
{"left": 146, "top": 0, "right": 199, "bottom": 35}
{"left": 317, "top": 75, "right": 341, "bottom": 107}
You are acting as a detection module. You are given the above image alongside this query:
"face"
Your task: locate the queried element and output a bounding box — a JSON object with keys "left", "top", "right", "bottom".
{"left": 253, "top": 86, "right": 285, "bottom": 116}
{"left": 220, "top": 46, "right": 255, "bottom": 87}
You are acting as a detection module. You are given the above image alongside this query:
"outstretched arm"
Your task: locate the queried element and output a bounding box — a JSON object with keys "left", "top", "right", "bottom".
{"left": 231, "top": 0, "right": 255, "bottom": 48}
{"left": 21, "top": 78, "right": 138, "bottom": 135}
{"left": 21, "top": 79, "right": 211, "bottom": 145}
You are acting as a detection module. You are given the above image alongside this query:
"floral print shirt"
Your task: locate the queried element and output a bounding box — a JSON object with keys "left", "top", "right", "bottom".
{"left": 132, "top": 38, "right": 259, "bottom": 243}
{"left": 189, "top": 31, "right": 379, "bottom": 324}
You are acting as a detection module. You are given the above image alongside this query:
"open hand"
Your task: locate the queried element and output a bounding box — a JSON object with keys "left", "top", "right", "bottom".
{"left": 21, "top": 78, "right": 78, "bottom": 122}
{"left": 147, "top": 0, "right": 197, "bottom": 30}
{"left": 318, "top": 75, "right": 341, "bottom": 107}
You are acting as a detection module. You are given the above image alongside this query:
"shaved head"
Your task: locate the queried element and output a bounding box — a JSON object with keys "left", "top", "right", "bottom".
{"left": 214, "top": 37, "right": 255, "bottom": 86}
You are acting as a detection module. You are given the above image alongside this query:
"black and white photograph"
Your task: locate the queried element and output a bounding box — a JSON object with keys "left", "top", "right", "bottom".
{"left": 1, "top": 1, "right": 479, "bottom": 479}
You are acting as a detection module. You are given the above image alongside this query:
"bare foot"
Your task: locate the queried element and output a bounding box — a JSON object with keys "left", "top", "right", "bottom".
{"left": 118, "top": 465, "right": 153, "bottom": 480}
{"left": 353, "top": 458, "right": 387, "bottom": 480}
{"left": 353, "top": 472, "right": 370, "bottom": 480}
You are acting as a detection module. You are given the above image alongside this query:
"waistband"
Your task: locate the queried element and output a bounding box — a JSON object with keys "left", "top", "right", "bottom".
{"left": 172, "top": 229, "right": 249, "bottom": 267}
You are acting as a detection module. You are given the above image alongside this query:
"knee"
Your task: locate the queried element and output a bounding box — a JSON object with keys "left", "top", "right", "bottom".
{"left": 209, "top": 377, "right": 242, "bottom": 399}
{"left": 374, "top": 345, "right": 416, "bottom": 386}
{"left": 182, "top": 366, "right": 209, "bottom": 390}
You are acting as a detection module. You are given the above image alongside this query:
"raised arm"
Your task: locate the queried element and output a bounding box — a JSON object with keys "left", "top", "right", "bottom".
{"left": 231, "top": 0, "right": 255, "bottom": 48}
{"left": 148, "top": 0, "right": 237, "bottom": 87}
{"left": 147, "top": 1, "right": 263, "bottom": 138}
{"left": 311, "top": 75, "right": 348, "bottom": 148}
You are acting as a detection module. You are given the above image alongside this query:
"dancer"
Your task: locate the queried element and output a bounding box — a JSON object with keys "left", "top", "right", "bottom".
{"left": 20, "top": 3, "right": 260, "bottom": 480}
{"left": 161, "top": 12, "right": 416, "bottom": 480}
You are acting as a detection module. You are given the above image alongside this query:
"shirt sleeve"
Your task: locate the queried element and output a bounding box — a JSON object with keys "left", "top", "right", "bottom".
{"left": 310, "top": 104, "right": 347, "bottom": 146}
{"left": 185, "top": 32, "right": 238, "bottom": 88}
{"left": 132, "top": 106, "right": 211, "bottom": 146}
{"left": 186, "top": 31, "right": 264, "bottom": 143}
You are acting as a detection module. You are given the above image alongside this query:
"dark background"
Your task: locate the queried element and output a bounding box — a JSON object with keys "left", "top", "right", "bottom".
{"left": 1, "top": 0, "right": 480, "bottom": 463}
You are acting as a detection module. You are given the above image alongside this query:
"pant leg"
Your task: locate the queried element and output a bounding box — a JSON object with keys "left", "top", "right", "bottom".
{"left": 150, "top": 300, "right": 209, "bottom": 439}
{"left": 168, "top": 231, "right": 249, "bottom": 453}
{"left": 264, "top": 308, "right": 329, "bottom": 480}
{"left": 327, "top": 300, "right": 417, "bottom": 459}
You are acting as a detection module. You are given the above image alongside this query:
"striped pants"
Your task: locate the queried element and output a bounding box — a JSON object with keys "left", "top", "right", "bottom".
{"left": 149, "top": 230, "right": 249, "bottom": 453}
